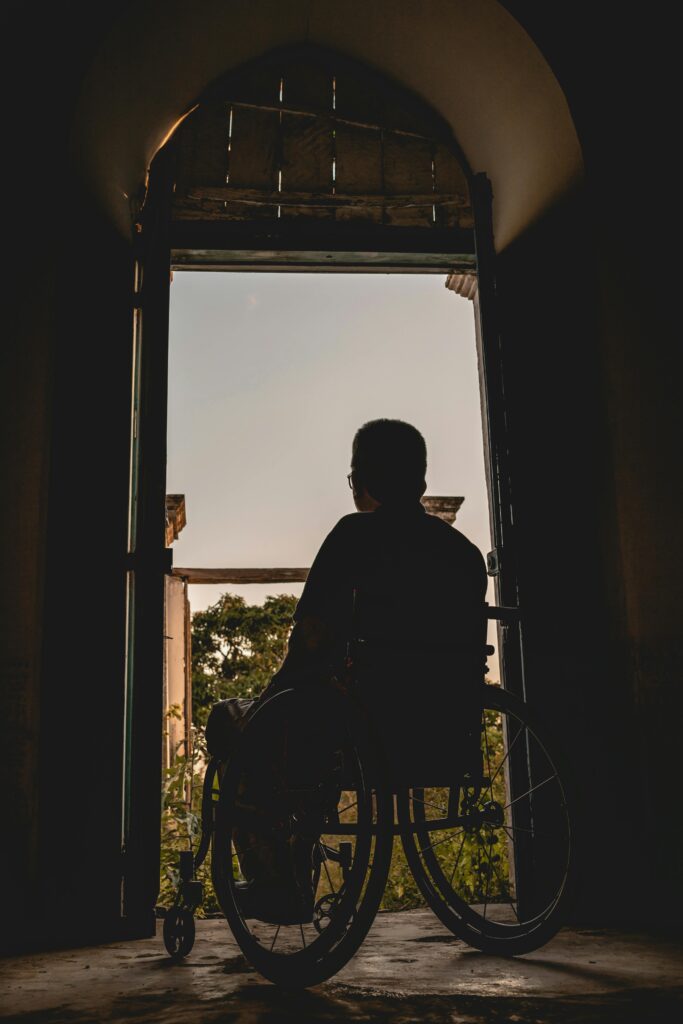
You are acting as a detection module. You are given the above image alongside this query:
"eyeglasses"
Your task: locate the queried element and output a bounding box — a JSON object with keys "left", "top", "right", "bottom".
{"left": 347, "top": 472, "right": 354, "bottom": 490}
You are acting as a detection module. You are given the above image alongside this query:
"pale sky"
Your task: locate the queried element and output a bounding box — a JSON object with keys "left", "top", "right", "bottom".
{"left": 167, "top": 271, "right": 498, "bottom": 670}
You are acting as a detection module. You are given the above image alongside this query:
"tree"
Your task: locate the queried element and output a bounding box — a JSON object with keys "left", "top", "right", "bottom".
{"left": 159, "top": 592, "right": 298, "bottom": 914}
{"left": 190, "top": 592, "right": 298, "bottom": 727}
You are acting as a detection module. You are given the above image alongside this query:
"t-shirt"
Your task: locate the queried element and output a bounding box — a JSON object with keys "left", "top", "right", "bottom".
{"left": 271, "top": 500, "right": 488, "bottom": 780}
{"left": 277, "top": 500, "right": 488, "bottom": 678}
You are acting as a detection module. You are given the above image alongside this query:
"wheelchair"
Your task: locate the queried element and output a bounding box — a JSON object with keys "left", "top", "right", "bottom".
{"left": 163, "top": 608, "right": 572, "bottom": 987}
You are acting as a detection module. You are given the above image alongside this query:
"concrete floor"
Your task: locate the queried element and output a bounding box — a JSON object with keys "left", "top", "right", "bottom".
{"left": 1, "top": 910, "right": 682, "bottom": 1023}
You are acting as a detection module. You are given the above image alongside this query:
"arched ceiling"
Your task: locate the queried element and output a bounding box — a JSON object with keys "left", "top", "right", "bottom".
{"left": 72, "top": 0, "right": 582, "bottom": 251}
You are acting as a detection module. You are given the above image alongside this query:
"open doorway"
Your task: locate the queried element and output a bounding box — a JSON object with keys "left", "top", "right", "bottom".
{"left": 123, "top": 43, "right": 524, "bottom": 932}
{"left": 160, "top": 270, "right": 498, "bottom": 911}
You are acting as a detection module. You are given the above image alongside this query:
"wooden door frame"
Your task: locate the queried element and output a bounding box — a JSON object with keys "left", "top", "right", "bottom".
{"left": 471, "top": 174, "right": 524, "bottom": 699}
{"left": 121, "top": 152, "right": 520, "bottom": 922}
{"left": 123, "top": 148, "right": 174, "bottom": 925}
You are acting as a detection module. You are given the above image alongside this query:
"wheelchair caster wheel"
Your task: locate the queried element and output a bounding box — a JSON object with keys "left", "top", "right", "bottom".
{"left": 163, "top": 908, "right": 195, "bottom": 958}
{"left": 313, "top": 893, "right": 337, "bottom": 934}
{"left": 313, "top": 892, "right": 354, "bottom": 935}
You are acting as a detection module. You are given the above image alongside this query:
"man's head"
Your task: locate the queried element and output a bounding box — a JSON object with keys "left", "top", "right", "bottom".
{"left": 350, "top": 419, "right": 427, "bottom": 510}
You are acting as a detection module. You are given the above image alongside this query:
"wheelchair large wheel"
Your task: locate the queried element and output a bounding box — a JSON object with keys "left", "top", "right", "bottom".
{"left": 398, "top": 684, "right": 572, "bottom": 955}
{"left": 212, "top": 686, "right": 393, "bottom": 987}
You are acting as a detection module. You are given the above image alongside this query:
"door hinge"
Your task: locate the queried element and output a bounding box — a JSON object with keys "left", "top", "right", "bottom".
{"left": 486, "top": 549, "right": 500, "bottom": 576}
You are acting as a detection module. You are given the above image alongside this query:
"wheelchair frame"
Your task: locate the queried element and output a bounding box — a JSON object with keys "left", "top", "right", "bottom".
{"left": 163, "top": 607, "right": 573, "bottom": 986}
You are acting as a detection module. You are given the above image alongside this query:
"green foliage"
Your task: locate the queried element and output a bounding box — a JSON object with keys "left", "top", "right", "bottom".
{"left": 159, "top": 593, "right": 297, "bottom": 914}
{"left": 191, "top": 593, "right": 298, "bottom": 728}
{"left": 159, "top": 714, "right": 217, "bottom": 915}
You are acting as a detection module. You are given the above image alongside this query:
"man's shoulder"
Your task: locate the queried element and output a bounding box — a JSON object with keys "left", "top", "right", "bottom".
{"left": 425, "top": 514, "right": 487, "bottom": 567}
{"left": 314, "top": 513, "right": 373, "bottom": 557}
{"left": 329, "top": 511, "right": 373, "bottom": 533}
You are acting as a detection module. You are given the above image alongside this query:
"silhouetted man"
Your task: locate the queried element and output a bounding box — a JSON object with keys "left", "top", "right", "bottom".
{"left": 207, "top": 418, "right": 487, "bottom": 921}
{"left": 268, "top": 418, "right": 487, "bottom": 696}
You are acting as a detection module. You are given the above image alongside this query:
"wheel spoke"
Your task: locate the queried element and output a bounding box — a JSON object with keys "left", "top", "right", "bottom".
{"left": 482, "top": 712, "right": 494, "bottom": 802}
{"left": 319, "top": 844, "right": 337, "bottom": 895}
{"left": 448, "top": 830, "right": 467, "bottom": 887}
{"left": 269, "top": 925, "right": 280, "bottom": 951}
{"left": 487, "top": 722, "right": 525, "bottom": 791}
{"left": 411, "top": 793, "right": 448, "bottom": 815}
{"left": 419, "top": 828, "right": 465, "bottom": 855}
{"left": 481, "top": 835, "right": 520, "bottom": 921}
{"left": 300, "top": 923, "right": 306, "bottom": 948}
{"left": 398, "top": 694, "right": 570, "bottom": 952}
{"left": 482, "top": 833, "right": 494, "bottom": 919}
{"left": 499, "top": 821, "right": 555, "bottom": 840}
{"left": 503, "top": 773, "right": 558, "bottom": 811}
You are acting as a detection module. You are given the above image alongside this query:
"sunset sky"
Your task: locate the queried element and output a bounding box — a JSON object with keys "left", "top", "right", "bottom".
{"left": 166, "top": 271, "right": 498, "bottom": 667}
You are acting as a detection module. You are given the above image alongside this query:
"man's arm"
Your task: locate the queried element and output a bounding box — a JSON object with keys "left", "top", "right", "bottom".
{"left": 266, "top": 516, "right": 356, "bottom": 690}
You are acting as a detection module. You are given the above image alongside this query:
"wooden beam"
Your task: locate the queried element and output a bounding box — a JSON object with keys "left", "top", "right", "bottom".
{"left": 171, "top": 251, "right": 476, "bottom": 272}
{"left": 169, "top": 220, "right": 476, "bottom": 257}
{"left": 173, "top": 567, "right": 310, "bottom": 584}
{"left": 183, "top": 186, "right": 468, "bottom": 209}
{"left": 220, "top": 99, "right": 451, "bottom": 143}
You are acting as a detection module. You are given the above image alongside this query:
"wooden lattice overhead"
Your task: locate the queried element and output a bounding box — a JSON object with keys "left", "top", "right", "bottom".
{"left": 170, "top": 49, "right": 473, "bottom": 233}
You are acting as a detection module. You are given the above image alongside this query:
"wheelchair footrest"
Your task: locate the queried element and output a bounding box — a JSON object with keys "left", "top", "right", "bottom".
{"left": 180, "top": 879, "right": 203, "bottom": 912}
{"left": 179, "top": 850, "right": 194, "bottom": 882}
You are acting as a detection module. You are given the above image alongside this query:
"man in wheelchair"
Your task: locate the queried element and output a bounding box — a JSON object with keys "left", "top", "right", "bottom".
{"left": 206, "top": 418, "right": 488, "bottom": 925}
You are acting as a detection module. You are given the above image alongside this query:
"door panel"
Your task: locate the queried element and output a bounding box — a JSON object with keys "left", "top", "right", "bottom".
{"left": 122, "top": 150, "right": 174, "bottom": 924}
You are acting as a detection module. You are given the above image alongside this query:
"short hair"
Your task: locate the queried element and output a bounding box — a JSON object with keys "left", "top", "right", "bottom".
{"left": 351, "top": 419, "right": 427, "bottom": 502}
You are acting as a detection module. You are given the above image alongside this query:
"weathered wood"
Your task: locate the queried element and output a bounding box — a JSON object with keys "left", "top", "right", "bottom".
{"left": 433, "top": 143, "right": 472, "bottom": 227}
{"left": 164, "top": 493, "right": 186, "bottom": 546}
{"left": 171, "top": 76, "right": 473, "bottom": 229}
{"left": 197, "top": 45, "right": 455, "bottom": 142}
{"left": 174, "top": 103, "right": 229, "bottom": 191}
{"left": 169, "top": 43, "right": 473, "bottom": 234}
{"left": 382, "top": 134, "right": 434, "bottom": 228}
{"left": 171, "top": 249, "right": 475, "bottom": 271}
{"left": 184, "top": 185, "right": 465, "bottom": 209}
{"left": 169, "top": 219, "right": 477, "bottom": 261}
{"left": 227, "top": 106, "right": 279, "bottom": 191}
{"left": 335, "top": 123, "right": 383, "bottom": 194}
{"left": 384, "top": 134, "right": 432, "bottom": 194}
{"left": 172, "top": 195, "right": 276, "bottom": 222}
{"left": 281, "top": 113, "right": 333, "bottom": 194}
{"left": 333, "top": 122, "right": 383, "bottom": 223}
{"left": 173, "top": 567, "right": 310, "bottom": 584}
{"left": 213, "top": 100, "right": 449, "bottom": 144}
{"left": 434, "top": 143, "right": 470, "bottom": 197}
{"left": 332, "top": 62, "right": 449, "bottom": 142}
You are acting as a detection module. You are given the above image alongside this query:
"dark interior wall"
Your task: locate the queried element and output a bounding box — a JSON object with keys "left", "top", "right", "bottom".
{"left": 1, "top": 2, "right": 680, "bottom": 952}
{"left": 1, "top": 183, "right": 135, "bottom": 952}
{"left": 494, "top": 191, "right": 641, "bottom": 921}
{"left": 0, "top": 238, "right": 55, "bottom": 936}
{"left": 502, "top": 1, "right": 682, "bottom": 922}
{"left": 34, "top": 190, "right": 133, "bottom": 947}
{"left": 0, "top": 4, "right": 137, "bottom": 951}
